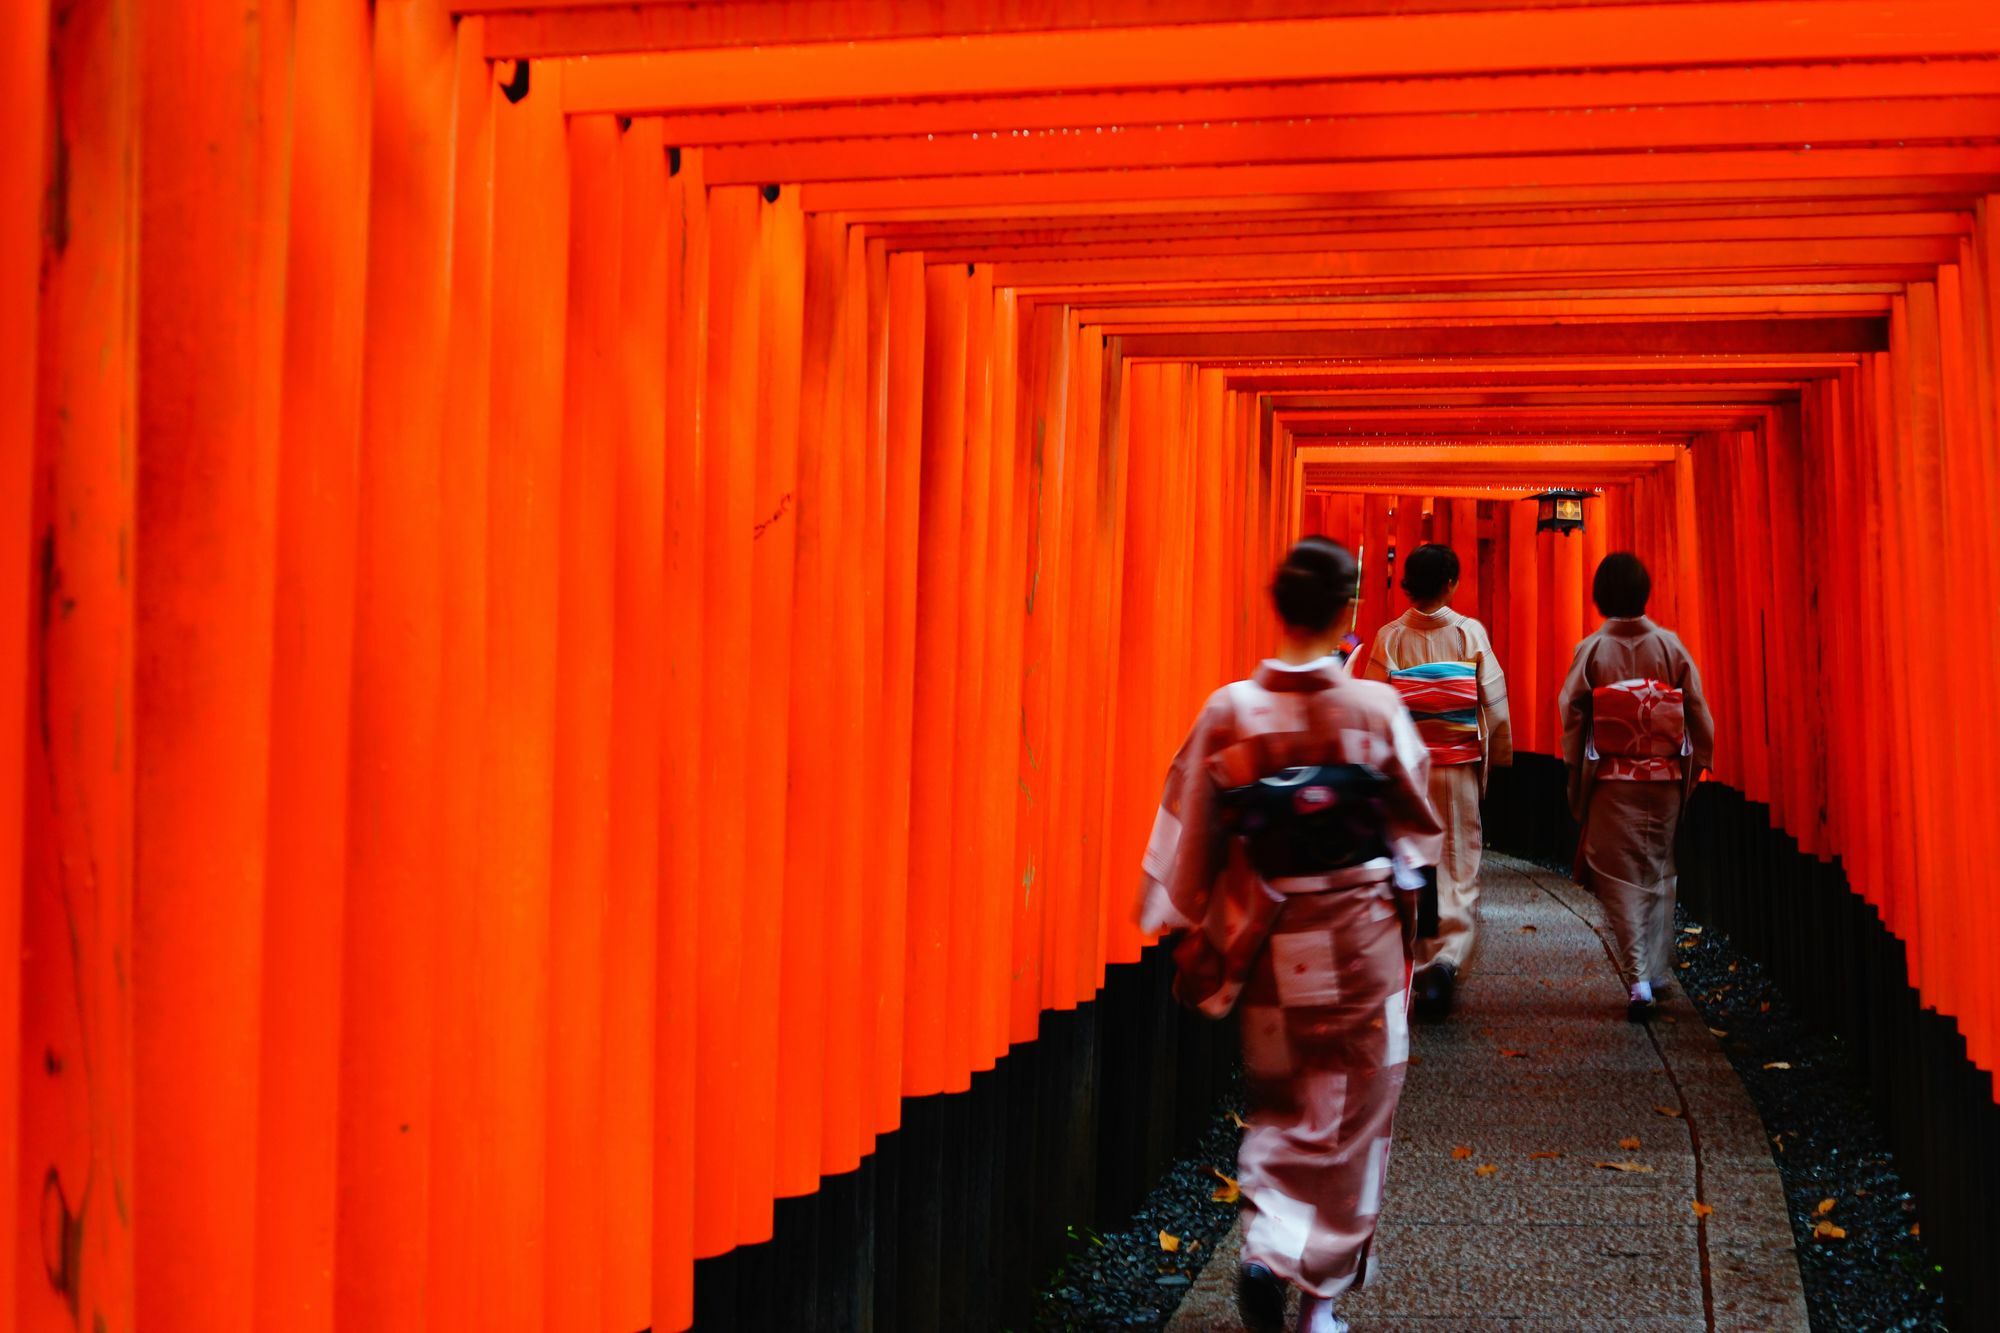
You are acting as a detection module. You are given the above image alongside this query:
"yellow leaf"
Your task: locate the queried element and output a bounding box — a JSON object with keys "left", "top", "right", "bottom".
{"left": 1229, "top": 1111, "right": 1250, "bottom": 1130}
{"left": 1814, "top": 1221, "right": 1847, "bottom": 1241}
{"left": 1528, "top": 1150, "right": 1564, "bottom": 1160}
{"left": 1159, "top": 1231, "right": 1181, "bottom": 1253}
{"left": 1593, "top": 1161, "right": 1656, "bottom": 1173}
{"left": 1764, "top": 1062, "right": 1792, "bottom": 1070}
{"left": 1475, "top": 1164, "right": 1499, "bottom": 1177}
{"left": 1619, "top": 1136, "right": 1642, "bottom": 1151}
{"left": 1692, "top": 1201, "right": 1714, "bottom": 1219}
{"left": 1654, "top": 1105, "right": 1684, "bottom": 1119}
{"left": 1681, "top": 925, "right": 1704, "bottom": 935}
{"left": 1208, "top": 1165, "right": 1241, "bottom": 1204}
{"left": 1816, "top": 1198, "right": 1837, "bottom": 1216}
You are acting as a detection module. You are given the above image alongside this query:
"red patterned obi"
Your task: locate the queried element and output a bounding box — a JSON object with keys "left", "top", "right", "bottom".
{"left": 1587, "top": 677, "right": 1689, "bottom": 781}
{"left": 1386, "top": 660, "right": 1482, "bottom": 766}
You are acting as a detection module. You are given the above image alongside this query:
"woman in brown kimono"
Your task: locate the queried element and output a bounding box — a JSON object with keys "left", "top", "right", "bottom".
{"left": 1138, "top": 538, "right": 1441, "bottom": 1333}
{"left": 1558, "top": 552, "right": 1716, "bottom": 1022}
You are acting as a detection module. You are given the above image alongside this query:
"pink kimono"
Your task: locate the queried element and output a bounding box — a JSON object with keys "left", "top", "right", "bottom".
{"left": 1138, "top": 658, "right": 1441, "bottom": 1299}
{"left": 1557, "top": 618, "right": 1716, "bottom": 991}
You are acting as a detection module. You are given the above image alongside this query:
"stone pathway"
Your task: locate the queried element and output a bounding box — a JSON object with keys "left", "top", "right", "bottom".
{"left": 1166, "top": 854, "right": 1809, "bottom": 1332}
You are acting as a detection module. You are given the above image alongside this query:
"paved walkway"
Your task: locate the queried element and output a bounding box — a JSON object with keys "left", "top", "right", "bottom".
{"left": 1167, "top": 854, "right": 1809, "bottom": 1332}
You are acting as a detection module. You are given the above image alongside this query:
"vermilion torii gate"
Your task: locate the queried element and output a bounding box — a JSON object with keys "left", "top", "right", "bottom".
{"left": 6, "top": 1, "right": 1999, "bottom": 1329}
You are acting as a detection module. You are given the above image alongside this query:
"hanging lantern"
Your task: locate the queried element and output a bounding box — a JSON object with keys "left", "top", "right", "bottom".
{"left": 1533, "top": 488, "right": 1588, "bottom": 536}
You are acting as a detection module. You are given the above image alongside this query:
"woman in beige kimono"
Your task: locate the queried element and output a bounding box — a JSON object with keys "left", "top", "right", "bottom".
{"left": 1363, "top": 543, "right": 1512, "bottom": 1018}
{"left": 1557, "top": 553, "right": 1715, "bottom": 1022}
{"left": 1138, "top": 537, "right": 1441, "bottom": 1333}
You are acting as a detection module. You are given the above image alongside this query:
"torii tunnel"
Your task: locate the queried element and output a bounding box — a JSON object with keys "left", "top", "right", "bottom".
{"left": 6, "top": 1, "right": 2000, "bottom": 1330}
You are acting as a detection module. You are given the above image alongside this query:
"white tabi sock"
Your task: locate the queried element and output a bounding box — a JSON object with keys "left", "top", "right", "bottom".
{"left": 1297, "top": 1294, "right": 1350, "bottom": 1333}
{"left": 1629, "top": 979, "right": 1655, "bottom": 1004}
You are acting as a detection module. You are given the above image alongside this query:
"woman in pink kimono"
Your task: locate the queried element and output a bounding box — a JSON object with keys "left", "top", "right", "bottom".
{"left": 1557, "top": 553, "right": 1716, "bottom": 1022}
{"left": 1363, "top": 543, "right": 1513, "bottom": 1019}
{"left": 1138, "top": 538, "right": 1441, "bottom": 1333}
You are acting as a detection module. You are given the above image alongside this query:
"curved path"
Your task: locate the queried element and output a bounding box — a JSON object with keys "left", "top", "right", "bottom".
{"left": 1167, "top": 854, "right": 1809, "bottom": 1332}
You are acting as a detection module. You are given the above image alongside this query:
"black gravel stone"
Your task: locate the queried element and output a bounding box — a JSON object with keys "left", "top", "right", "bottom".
{"left": 1667, "top": 903, "right": 1950, "bottom": 1330}
{"left": 1028, "top": 1080, "right": 1245, "bottom": 1332}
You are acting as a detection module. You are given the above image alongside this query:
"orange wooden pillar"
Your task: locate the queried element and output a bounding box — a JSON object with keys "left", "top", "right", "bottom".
{"left": 548, "top": 113, "right": 623, "bottom": 1331}
{"left": 473, "top": 58, "right": 569, "bottom": 1331}
{"left": 606, "top": 117, "right": 668, "bottom": 1326}
{"left": 874, "top": 249, "right": 926, "bottom": 1119}
{"left": 906, "top": 262, "right": 969, "bottom": 1091}
{"left": 20, "top": 3, "right": 136, "bottom": 1327}
{"left": 740, "top": 186, "right": 806, "bottom": 1233}
{"left": 980, "top": 286, "right": 1026, "bottom": 1056}
{"left": 1447, "top": 498, "right": 1481, "bottom": 621}
{"left": 262, "top": 0, "right": 373, "bottom": 1326}
{"left": 0, "top": 2, "right": 47, "bottom": 1309}
{"left": 1506, "top": 500, "right": 1541, "bottom": 753}
{"left": 653, "top": 144, "right": 710, "bottom": 1333}
{"left": 339, "top": 3, "right": 454, "bottom": 1330}
{"left": 134, "top": 2, "right": 292, "bottom": 1326}
{"left": 693, "top": 184, "right": 760, "bottom": 1252}
{"left": 426, "top": 22, "right": 498, "bottom": 1330}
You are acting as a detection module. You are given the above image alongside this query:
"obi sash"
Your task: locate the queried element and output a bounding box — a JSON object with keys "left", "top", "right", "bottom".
{"left": 1387, "top": 660, "right": 1482, "bottom": 765}
{"left": 1216, "top": 763, "right": 1392, "bottom": 881}
{"left": 1586, "top": 677, "right": 1689, "bottom": 781}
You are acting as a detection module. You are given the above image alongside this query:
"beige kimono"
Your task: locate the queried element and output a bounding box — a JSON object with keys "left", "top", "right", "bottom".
{"left": 1364, "top": 608, "right": 1513, "bottom": 974}
{"left": 1557, "top": 618, "right": 1716, "bottom": 991}
{"left": 1138, "top": 659, "right": 1442, "bottom": 1299}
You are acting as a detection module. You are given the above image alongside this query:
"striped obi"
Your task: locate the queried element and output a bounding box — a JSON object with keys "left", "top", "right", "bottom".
{"left": 1587, "top": 677, "right": 1690, "bottom": 781}
{"left": 1387, "top": 660, "right": 1482, "bottom": 765}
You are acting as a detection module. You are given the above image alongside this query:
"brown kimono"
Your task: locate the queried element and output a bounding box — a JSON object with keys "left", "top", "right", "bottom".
{"left": 1557, "top": 618, "right": 1716, "bottom": 991}
{"left": 1364, "top": 607, "right": 1513, "bottom": 975}
{"left": 1138, "top": 658, "right": 1442, "bottom": 1299}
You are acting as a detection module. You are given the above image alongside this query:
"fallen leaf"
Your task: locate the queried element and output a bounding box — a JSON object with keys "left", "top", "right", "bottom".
{"left": 1528, "top": 1150, "right": 1564, "bottom": 1160}
{"left": 1619, "top": 1136, "right": 1642, "bottom": 1151}
{"left": 1729, "top": 963, "right": 1740, "bottom": 973}
{"left": 1451, "top": 1145, "right": 1474, "bottom": 1161}
{"left": 1760, "top": 1001, "right": 1771, "bottom": 1013}
{"left": 1911, "top": 1223, "right": 1922, "bottom": 1237}
{"left": 1816, "top": 1198, "right": 1837, "bottom": 1216}
{"left": 1229, "top": 1111, "right": 1250, "bottom": 1130}
{"left": 1692, "top": 1201, "right": 1714, "bottom": 1219}
{"left": 1677, "top": 938, "right": 1698, "bottom": 949}
{"left": 1654, "top": 1105, "right": 1684, "bottom": 1119}
{"left": 1764, "top": 1062, "right": 1792, "bottom": 1070}
{"left": 1475, "top": 1164, "right": 1499, "bottom": 1177}
{"left": 1709, "top": 1028, "right": 1729, "bottom": 1038}
{"left": 1159, "top": 1231, "right": 1181, "bottom": 1253}
{"left": 1814, "top": 1221, "right": 1847, "bottom": 1241}
{"left": 1519, "top": 924, "right": 1539, "bottom": 933}
{"left": 1681, "top": 925, "right": 1704, "bottom": 935}
{"left": 1593, "top": 1161, "right": 1656, "bottom": 1173}
{"left": 1208, "top": 1167, "right": 1241, "bottom": 1204}
{"left": 1498, "top": 1048, "right": 1529, "bottom": 1059}
{"left": 1677, "top": 962, "right": 1691, "bottom": 970}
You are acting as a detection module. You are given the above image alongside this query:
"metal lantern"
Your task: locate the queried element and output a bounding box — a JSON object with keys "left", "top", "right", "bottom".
{"left": 1533, "top": 488, "right": 1588, "bottom": 536}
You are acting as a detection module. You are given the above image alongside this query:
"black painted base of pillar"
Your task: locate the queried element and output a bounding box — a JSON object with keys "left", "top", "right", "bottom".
{"left": 1484, "top": 756, "right": 1998, "bottom": 1326}
{"left": 688, "top": 942, "right": 1238, "bottom": 1332}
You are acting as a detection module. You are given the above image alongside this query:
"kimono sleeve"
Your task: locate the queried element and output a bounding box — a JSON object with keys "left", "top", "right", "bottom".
{"left": 1468, "top": 619, "right": 1514, "bottom": 768}
{"left": 1136, "top": 694, "right": 1232, "bottom": 935}
{"left": 1673, "top": 635, "right": 1717, "bottom": 775}
{"left": 1556, "top": 637, "right": 1597, "bottom": 818}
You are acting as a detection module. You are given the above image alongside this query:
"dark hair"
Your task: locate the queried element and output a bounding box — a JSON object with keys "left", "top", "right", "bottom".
{"left": 1400, "top": 543, "right": 1459, "bottom": 602}
{"left": 1593, "top": 552, "right": 1652, "bottom": 619}
{"left": 1271, "top": 537, "right": 1358, "bottom": 632}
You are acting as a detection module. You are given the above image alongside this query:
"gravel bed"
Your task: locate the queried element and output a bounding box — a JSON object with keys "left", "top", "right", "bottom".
{"left": 1028, "top": 1084, "right": 1246, "bottom": 1332}
{"left": 1667, "top": 903, "right": 1951, "bottom": 1331}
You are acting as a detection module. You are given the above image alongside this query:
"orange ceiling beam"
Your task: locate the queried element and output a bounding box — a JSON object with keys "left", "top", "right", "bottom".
{"left": 555, "top": 2, "right": 2000, "bottom": 114}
